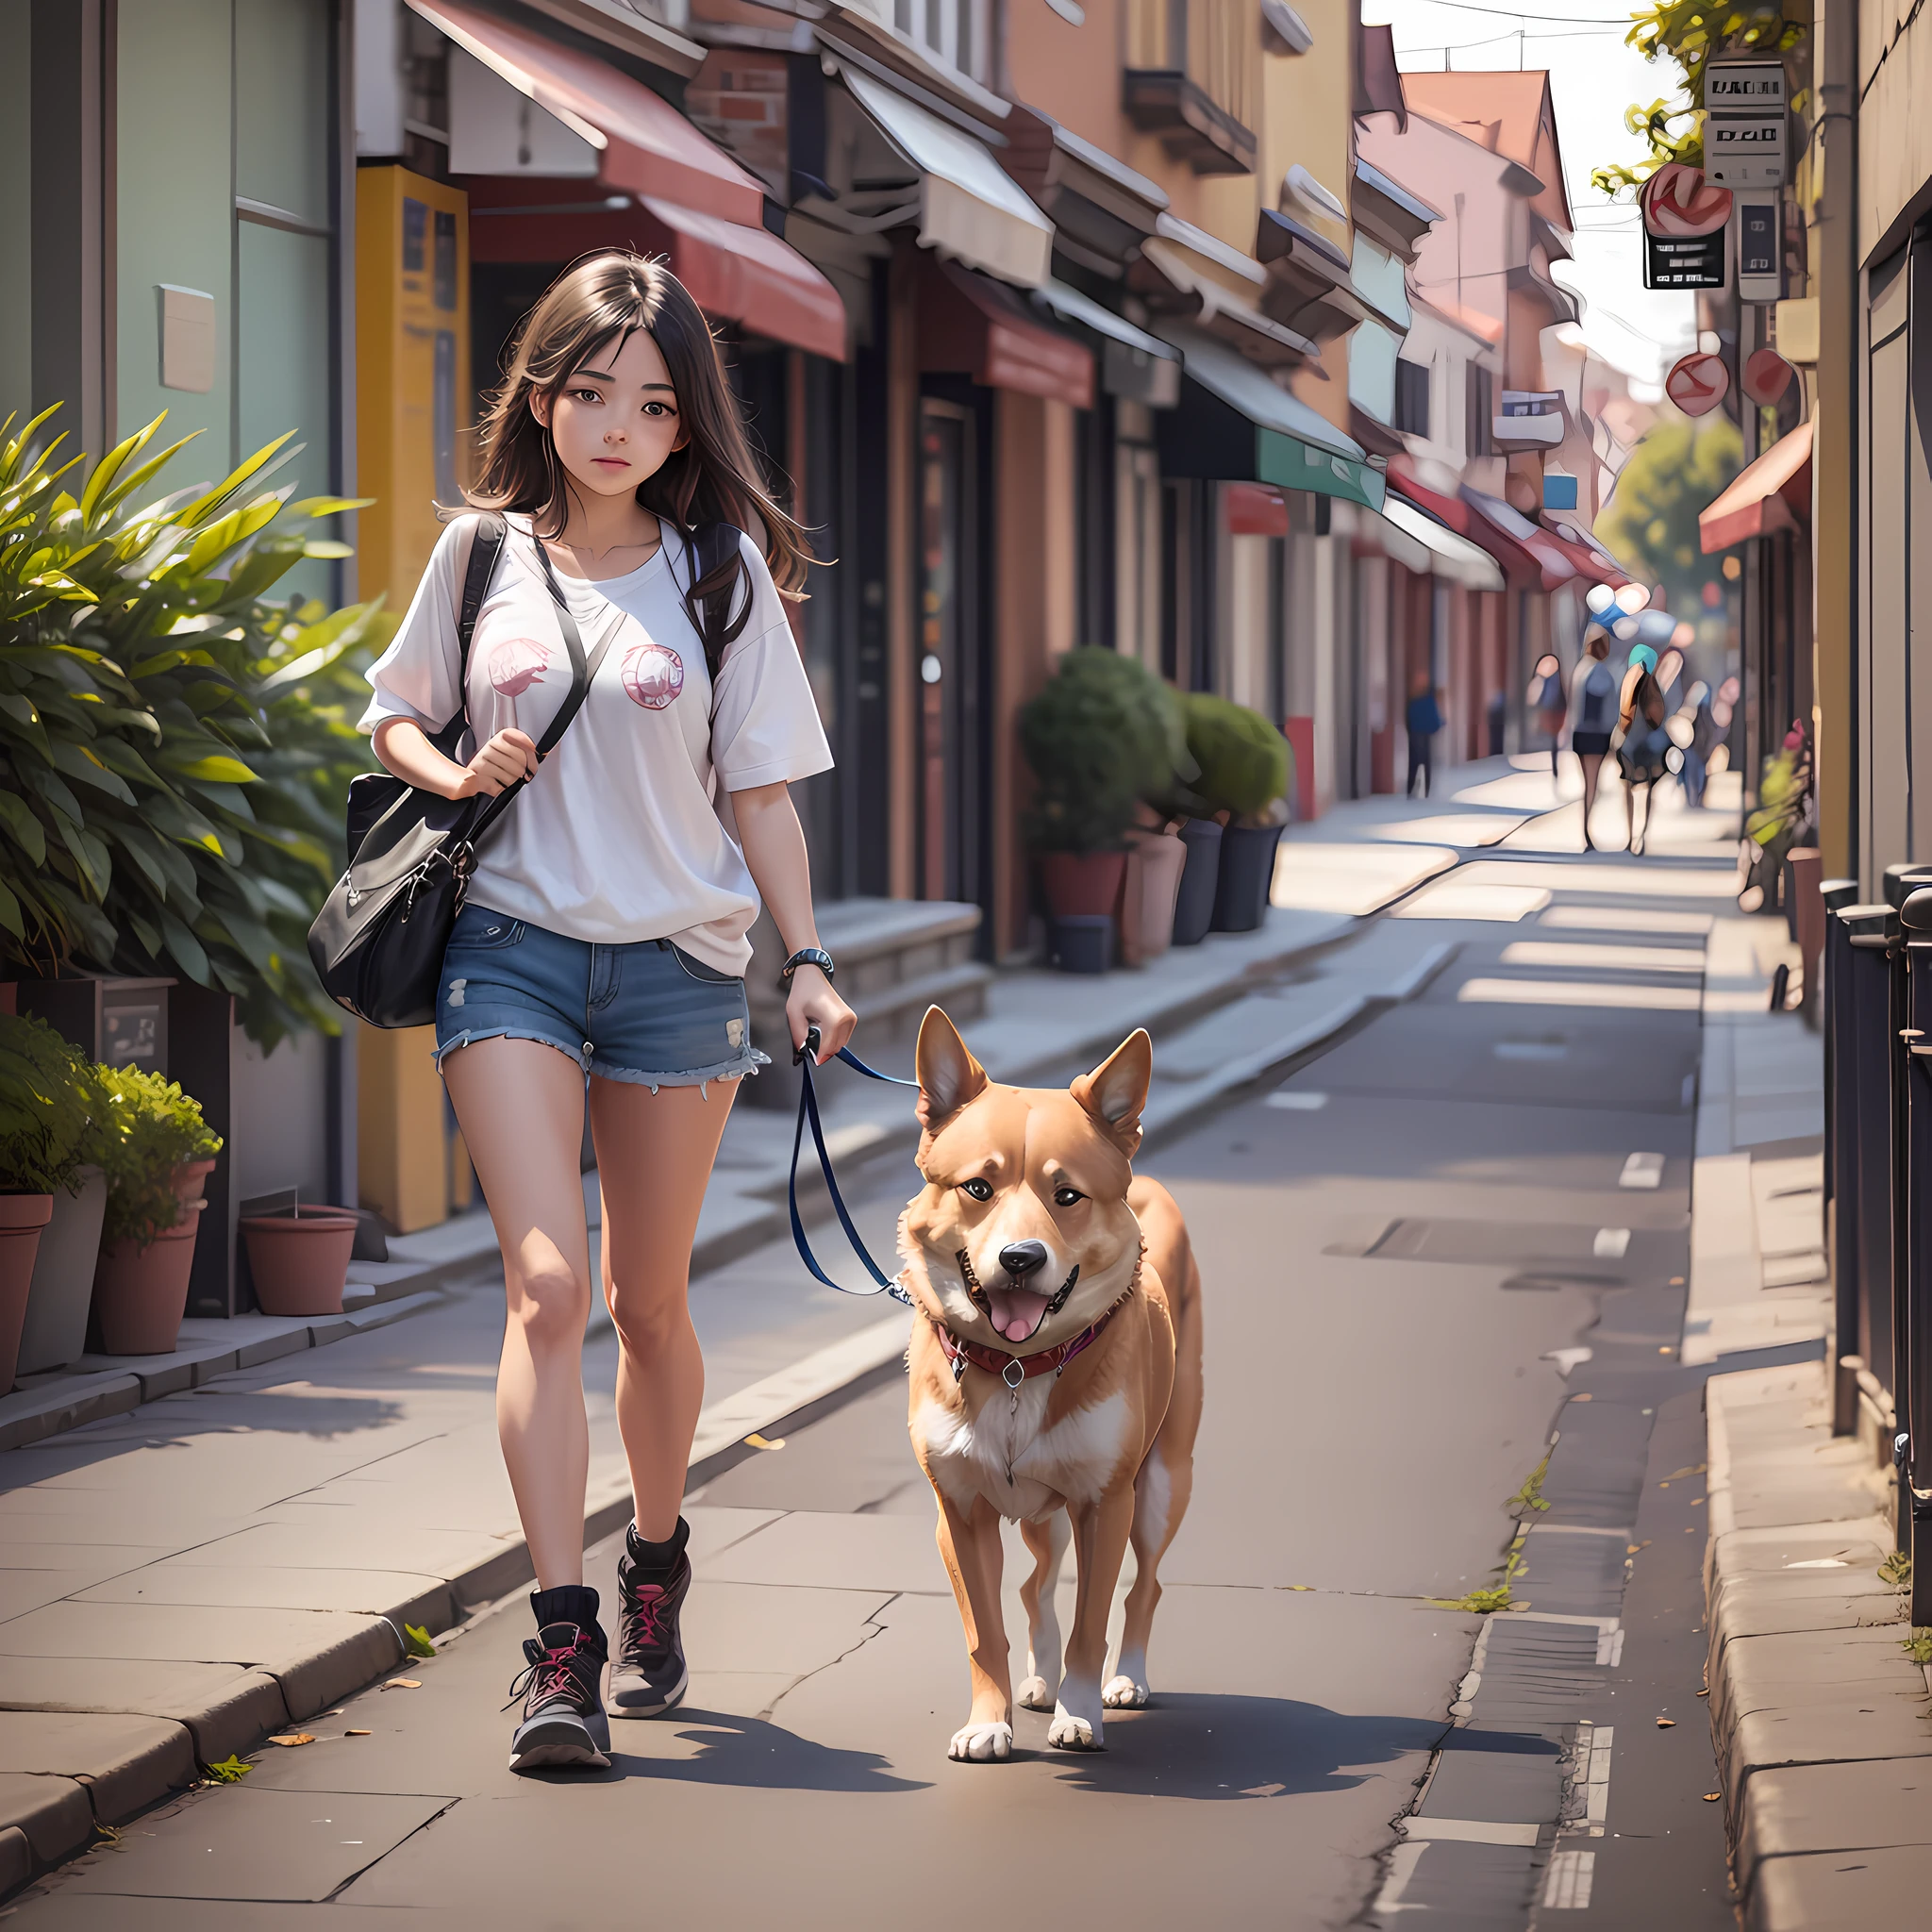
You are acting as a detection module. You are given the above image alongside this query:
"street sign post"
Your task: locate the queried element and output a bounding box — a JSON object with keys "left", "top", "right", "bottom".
{"left": 1641, "top": 162, "right": 1730, "bottom": 291}
{"left": 1705, "top": 58, "right": 1788, "bottom": 189}
{"left": 1737, "top": 199, "right": 1784, "bottom": 301}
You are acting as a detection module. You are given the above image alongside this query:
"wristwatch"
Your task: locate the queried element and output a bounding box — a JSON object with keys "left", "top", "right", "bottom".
{"left": 781, "top": 946, "right": 836, "bottom": 982}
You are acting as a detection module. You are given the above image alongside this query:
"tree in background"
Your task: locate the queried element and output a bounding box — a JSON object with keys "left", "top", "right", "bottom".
{"left": 1596, "top": 413, "right": 1743, "bottom": 614}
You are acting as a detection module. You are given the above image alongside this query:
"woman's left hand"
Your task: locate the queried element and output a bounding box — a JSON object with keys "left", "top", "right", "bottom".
{"left": 787, "top": 965, "right": 856, "bottom": 1064}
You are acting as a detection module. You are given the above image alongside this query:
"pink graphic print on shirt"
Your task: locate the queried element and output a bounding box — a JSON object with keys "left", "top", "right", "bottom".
{"left": 622, "top": 641, "right": 685, "bottom": 710}
{"left": 487, "top": 637, "right": 552, "bottom": 697}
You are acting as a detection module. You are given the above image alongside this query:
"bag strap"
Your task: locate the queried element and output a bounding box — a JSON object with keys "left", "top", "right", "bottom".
{"left": 426, "top": 514, "right": 508, "bottom": 758}
{"left": 467, "top": 535, "right": 611, "bottom": 844}
{"left": 683, "top": 522, "right": 748, "bottom": 682}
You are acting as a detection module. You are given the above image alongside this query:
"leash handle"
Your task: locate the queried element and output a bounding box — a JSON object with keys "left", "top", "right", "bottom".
{"left": 788, "top": 1028, "right": 914, "bottom": 1307}
{"left": 793, "top": 1024, "right": 920, "bottom": 1090}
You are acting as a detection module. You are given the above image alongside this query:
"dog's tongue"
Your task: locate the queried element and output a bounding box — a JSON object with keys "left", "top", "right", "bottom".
{"left": 986, "top": 1286, "right": 1050, "bottom": 1343}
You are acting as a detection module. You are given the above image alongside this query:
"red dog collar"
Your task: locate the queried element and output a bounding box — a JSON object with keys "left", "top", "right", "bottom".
{"left": 934, "top": 1295, "right": 1127, "bottom": 1388}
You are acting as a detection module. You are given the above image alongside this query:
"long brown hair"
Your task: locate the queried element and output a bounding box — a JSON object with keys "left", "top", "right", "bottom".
{"left": 470, "top": 252, "right": 812, "bottom": 641}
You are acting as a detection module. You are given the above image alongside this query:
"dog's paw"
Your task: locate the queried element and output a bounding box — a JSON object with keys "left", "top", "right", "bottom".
{"left": 1102, "top": 1674, "right": 1150, "bottom": 1708}
{"left": 948, "top": 1721, "right": 1013, "bottom": 1763}
{"left": 1048, "top": 1704, "right": 1103, "bottom": 1751}
{"left": 1016, "top": 1674, "right": 1057, "bottom": 1711}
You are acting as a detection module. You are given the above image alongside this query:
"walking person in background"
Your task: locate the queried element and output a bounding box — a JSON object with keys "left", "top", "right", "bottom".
{"left": 1679, "top": 680, "right": 1714, "bottom": 810}
{"left": 1617, "top": 643, "right": 1673, "bottom": 857}
{"left": 1528, "top": 652, "right": 1567, "bottom": 778}
{"left": 1567, "top": 632, "right": 1617, "bottom": 850}
{"left": 1406, "top": 670, "right": 1443, "bottom": 799}
{"left": 361, "top": 253, "right": 855, "bottom": 1774}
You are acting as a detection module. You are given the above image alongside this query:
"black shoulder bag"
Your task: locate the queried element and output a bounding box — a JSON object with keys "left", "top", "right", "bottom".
{"left": 308, "top": 518, "right": 747, "bottom": 1029}
{"left": 308, "top": 515, "right": 605, "bottom": 1028}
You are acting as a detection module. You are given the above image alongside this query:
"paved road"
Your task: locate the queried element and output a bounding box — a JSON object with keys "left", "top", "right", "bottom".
{"left": 12, "top": 844, "right": 1746, "bottom": 1930}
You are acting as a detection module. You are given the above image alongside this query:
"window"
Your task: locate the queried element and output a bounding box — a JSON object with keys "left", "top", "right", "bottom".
{"left": 1464, "top": 364, "right": 1493, "bottom": 458}
{"left": 893, "top": 0, "right": 991, "bottom": 85}
{"left": 1394, "top": 359, "right": 1431, "bottom": 437}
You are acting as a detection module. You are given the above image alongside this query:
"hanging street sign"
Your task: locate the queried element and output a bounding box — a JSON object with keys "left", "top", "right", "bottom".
{"left": 1666, "top": 352, "right": 1731, "bottom": 417}
{"left": 1742, "top": 347, "right": 1795, "bottom": 406}
{"left": 1737, "top": 200, "right": 1783, "bottom": 302}
{"left": 1645, "top": 226, "right": 1725, "bottom": 290}
{"left": 1704, "top": 58, "right": 1789, "bottom": 189}
{"left": 1640, "top": 163, "right": 1733, "bottom": 238}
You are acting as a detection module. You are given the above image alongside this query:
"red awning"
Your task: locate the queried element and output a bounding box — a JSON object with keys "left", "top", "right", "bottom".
{"left": 1461, "top": 488, "right": 1576, "bottom": 591}
{"left": 1387, "top": 474, "right": 1548, "bottom": 585}
{"left": 1226, "top": 483, "right": 1290, "bottom": 536}
{"left": 409, "top": 0, "right": 763, "bottom": 225}
{"left": 1386, "top": 464, "right": 1473, "bottom": 536}
{"left": 468, "top": 189, "right": 848, "bottom": 361}
{"left": 919, "top": 260, "right": 1093, "bottom": 409}
{"left": 1700, "top": 417, "right": 1813, "bottom": 553}
{"left": 1540, "top": 524, "right": 1628, "bottom": 588}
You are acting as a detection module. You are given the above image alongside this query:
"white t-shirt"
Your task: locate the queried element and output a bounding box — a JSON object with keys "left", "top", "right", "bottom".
{"left": 359, "top": 515, "right": 832, "bottom": 975}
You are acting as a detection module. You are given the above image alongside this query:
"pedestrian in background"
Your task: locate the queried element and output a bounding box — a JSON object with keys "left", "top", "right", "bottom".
{"left": 1406, "top": 670, "right": 1443, "bottom": 798}
{"left": 1528, "top": 652, "right": 1566, "bottom": 778}
{"left": 1567, "top": 632, "right": 1617, "bottom": 851}
{"left": 361, "top": 253, "right": 855, "bottom": 1774}
{"left": 1617, "top": 643, "right": 1672, "bottom": 856}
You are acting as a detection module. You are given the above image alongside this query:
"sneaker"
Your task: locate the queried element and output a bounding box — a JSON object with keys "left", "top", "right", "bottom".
{"left": 505, "top": 1621, "right": 611, "bottom": 1772}
{"left": 609, "top": 1546, "right": 691, "bottom": 1717}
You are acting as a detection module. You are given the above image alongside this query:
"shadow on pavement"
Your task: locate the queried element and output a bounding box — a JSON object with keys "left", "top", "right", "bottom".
{"left": 611, "top": 1708, "right": 933, "bottom": 1794}
{"left": 1042, "top": 1692, "right": 1443, "bottom": 1801}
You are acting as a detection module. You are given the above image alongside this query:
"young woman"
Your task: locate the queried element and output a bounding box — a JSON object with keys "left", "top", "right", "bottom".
{"left": 359, "top": 253, "right": 856, "bottom": 1774}
{"left": 1617, "top": 644, "right": 1672, "bottom": 857}
{"left": 1566, "top": 633, "right": 1616, "bottom": 851}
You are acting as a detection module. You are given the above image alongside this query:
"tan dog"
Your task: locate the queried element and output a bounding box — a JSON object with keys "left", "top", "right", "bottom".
{"left": 900, "top": 1008, "right": 1204, "bottom": 1761}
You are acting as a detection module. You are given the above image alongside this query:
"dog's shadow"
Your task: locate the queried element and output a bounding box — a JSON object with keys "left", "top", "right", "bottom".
{"left": 1031, "top": 1691, "right": 1453, "bottom": 1801}
{"left": 609, "top": 1707, "right": 932, "bottom": 1796}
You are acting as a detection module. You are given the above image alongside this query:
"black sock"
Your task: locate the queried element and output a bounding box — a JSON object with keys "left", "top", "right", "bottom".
{"left": 625, "top": 1517, "right": 690, "bottom": 1579}
{"left": 531, "top": 1583, "right": 602, "bottom": 1639}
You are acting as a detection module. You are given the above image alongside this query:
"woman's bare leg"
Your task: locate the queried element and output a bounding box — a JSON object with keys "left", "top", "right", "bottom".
{"left": 1579, "top": 753, "right": 1604, "bottom": 848}
{"left": 441, "top": 1039, "right": 593, "bottom": 1590}
{"left": 589, "top": 1075, "right": 740, "bottom": 1540}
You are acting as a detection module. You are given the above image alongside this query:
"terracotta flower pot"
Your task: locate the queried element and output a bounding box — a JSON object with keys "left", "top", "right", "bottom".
{"left": 1119, "top": 827, "right": 1187, "bottom": 966}
{"left": 1037, "top": 850, "right": 1129, "bottom": 922}
{"left": 93, "top": 1200, "right": 205, "bottom": 1357}
{"left": 242, "top": 1208, "right": 358, "bottom": 1318}
{"left": 18, "top": 1167, "right": 107, "bottom": 1376}
{"left": 0, "top": 1194, "right": 54, "bottom": 1392}
{"left": 174, "top": 1158, "right": 218, "bottom": 1205}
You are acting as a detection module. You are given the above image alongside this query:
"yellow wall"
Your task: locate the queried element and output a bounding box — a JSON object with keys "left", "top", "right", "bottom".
{"left": 355, "top": 167, "right": 471, "bottom": 610}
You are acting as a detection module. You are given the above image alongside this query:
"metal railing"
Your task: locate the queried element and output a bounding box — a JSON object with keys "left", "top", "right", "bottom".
{"left": 1826, "top": 865, "right": 1932, "bottom": 1622}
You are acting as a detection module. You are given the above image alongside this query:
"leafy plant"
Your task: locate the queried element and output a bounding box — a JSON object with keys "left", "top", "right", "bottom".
{"left": 1881, "top": 1552, "right": 1913, "bottom": 1591}
{"left": 1181, "top": 694, "right": 1291, "bottom": 824}
{"left": 1506, "top": 1452, "right": 1553, "bottom": 1517}
{"left": 0, "top": 407, "right": 393, "bottom": 1048}
{"left": 1902, "top": 1628, "right": 1932, "bottom": 1666}
{"left": 95, "top": 1063, "right": 222, "bottom": 1250}
{"left": 203, "top": 1756, "right": 253, "bottom": 1783}
{"left": 403, "top": 1624, "right": 437, "bottom": 1658}
{"left": 1590, "top": 1, "right": 1807, "bottom": 197}
{"left": 1020, "top": 648, "right": 1180, "bottom": 854}
{"left": 0, "top": 1011, "right": 108, "bottom": 1194}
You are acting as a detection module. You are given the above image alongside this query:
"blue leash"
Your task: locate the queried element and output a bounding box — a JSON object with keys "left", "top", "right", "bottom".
{"left": 789, "top": 1025, "right": 919, "bottom": 1308}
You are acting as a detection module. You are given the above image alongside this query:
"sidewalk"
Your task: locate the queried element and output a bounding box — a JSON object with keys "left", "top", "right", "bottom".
{"left": 0, "top": 758, "right": 1615, "bottom": 1896}
{"left": 1679, "top": 900, "right": 1932, "bottom": 1924}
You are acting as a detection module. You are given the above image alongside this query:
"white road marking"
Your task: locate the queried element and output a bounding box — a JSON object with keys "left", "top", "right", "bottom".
{"left": 1266, "top": 1089, "right": 1329, "bottom": 1110}
{"left": 1593, "top": 1227, "right": 1631, "bottom": 1257}
{"left": 1397, "top": 1817, "right": 1541, "bottom": 1846}
{"left": 1544, "top": 1849, "right": 1596, "bottom": 1907}
{"left": 1620, "top": 1152, "right": 1665, "bottom": 1190}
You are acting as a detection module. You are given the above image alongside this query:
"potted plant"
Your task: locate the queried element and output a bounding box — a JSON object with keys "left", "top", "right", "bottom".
{"left": 1019, "top": 649, "right": 1177, "bottom": 968}
{"left": 1179, "top": 696, "right": 1293, "bottom": 934}
{"left": 242, "top": 1200, "right": 360, "bottom": 1317}
{"left": 6, "top": 1017, "right": 116, "bottom": 1378}
{"left": 0, "top": 1014, "right": 94, "bottom": 1389}
{"left": 92, "top": 1066, "right": 223, "bottom": 1357}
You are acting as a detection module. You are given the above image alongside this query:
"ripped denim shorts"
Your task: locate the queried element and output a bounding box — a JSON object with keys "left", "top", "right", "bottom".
{"left": 434, "top": 901, "right": 769, "bottom": 1092}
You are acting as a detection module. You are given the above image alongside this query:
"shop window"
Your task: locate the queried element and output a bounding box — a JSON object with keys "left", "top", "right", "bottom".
{"left": 1394, "top": 358, "right": 1431, "bottom": 437}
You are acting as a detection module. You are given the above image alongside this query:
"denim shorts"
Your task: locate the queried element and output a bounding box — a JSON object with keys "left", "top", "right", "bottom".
{"left": 434, "top": 901, "right": 769, "bottom": 1091}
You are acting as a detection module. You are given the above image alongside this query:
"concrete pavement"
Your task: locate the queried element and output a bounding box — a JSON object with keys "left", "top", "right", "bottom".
{"left": 0, "top": 764, "right": 1771, "bottom": 1926}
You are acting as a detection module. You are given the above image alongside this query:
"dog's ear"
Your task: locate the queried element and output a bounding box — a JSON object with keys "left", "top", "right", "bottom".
{"left": 1071, "top": 1028, "right": 1152, "bottom": 1152}
{"left": 916, "top": 1007, "right": 988, "bottom": 1128}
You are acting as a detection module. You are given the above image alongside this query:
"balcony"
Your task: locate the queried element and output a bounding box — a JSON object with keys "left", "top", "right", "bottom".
{"left": 1124, "top": 0, "right": 1257, "bottom": 175}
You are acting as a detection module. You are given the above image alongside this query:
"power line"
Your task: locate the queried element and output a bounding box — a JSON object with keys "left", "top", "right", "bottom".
{"left": 1369, "top": 0, "right": 1636, "bottom": 22}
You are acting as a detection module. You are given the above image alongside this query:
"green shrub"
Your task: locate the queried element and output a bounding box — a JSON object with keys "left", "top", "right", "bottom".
{"left": 0, "top": 1011, "right": 108, "bottom": 1195}
{"left": 95, "top": 1063, "right": 222, "bottom": 1250}
{"left": 1020, "top": 648, "right": 1180, "bottom": 853}
{"left": 1182, "top": 694, "right": 1291, "bottom": 824}
{"left": 0, "top": 408, "right": 394, "bottom": 1049}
